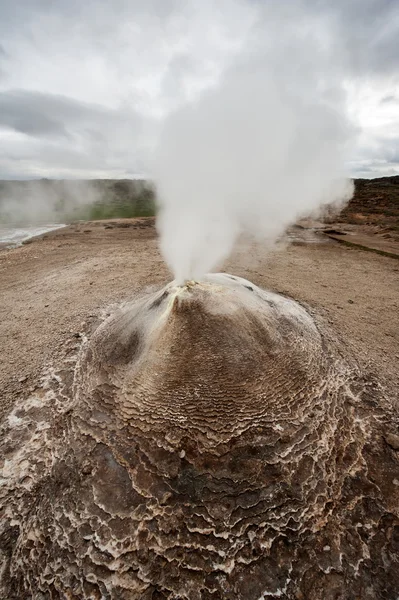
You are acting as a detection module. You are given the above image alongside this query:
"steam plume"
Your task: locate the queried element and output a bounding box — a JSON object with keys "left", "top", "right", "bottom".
{"left": 153, "top": 5, "right": 354, "bottom": 283}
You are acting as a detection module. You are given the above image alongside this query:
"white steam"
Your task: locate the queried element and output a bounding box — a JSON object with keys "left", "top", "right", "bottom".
{"left": 0, "top": 180, "right": 104, "bottom": 225}
{"left": 153, "top": 6, "right": 354, "bottom": 283}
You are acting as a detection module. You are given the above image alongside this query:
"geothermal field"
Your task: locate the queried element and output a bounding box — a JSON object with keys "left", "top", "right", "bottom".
{"left": 1, "top": 1, "right": 399, "bottom": 598}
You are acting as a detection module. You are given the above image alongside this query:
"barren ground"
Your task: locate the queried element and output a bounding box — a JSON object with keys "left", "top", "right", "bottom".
{"left": 0, "top": 218, "right": 398, "bottom": 420}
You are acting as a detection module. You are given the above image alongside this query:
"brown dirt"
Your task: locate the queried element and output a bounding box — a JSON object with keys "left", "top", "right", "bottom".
{"left": 336, "top": 175, "right": 399, "bottom": 238}
{"left": 0, "top": 218, "right": 398, "bottom": 420}
{"left": 325, "top": 230, "right": 399, "bottom": 258}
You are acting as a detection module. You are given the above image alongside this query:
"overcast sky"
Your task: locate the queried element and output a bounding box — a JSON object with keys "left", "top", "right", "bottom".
{"left": 0, "top": 0, "right": 398, "bottom": 180}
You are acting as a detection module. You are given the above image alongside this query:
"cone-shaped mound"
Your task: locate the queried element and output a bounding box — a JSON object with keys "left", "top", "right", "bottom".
{"left": 77, "top": 273, "right": 325, "bottom": 443}
{"left": 1, "top": 274, "right": 398, "bottom": 600}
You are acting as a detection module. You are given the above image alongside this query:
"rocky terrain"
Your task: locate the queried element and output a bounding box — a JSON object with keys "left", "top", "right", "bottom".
{"left": 334, "top": 175, "right": 399, "bottom": 239}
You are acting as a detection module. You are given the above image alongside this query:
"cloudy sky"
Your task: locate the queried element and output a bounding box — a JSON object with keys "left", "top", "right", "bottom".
{"left": 0, "top": 0, "right": 398, "bottom": 180}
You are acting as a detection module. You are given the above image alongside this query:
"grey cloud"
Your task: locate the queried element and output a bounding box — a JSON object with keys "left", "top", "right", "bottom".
{"left": 349, "top": 129, "right": 399, "bottom": 177}
{"left": 0, "top": 91, "right": 71, "bottom": 137}
{"left": 315, "top": 0, "right": 399, "bottom": 77}
{"left": 0, "top": 0, "right": 398, "bottom": 179}
{"left": 350, "top": 163, "right": 374, "bottom": 174}
{"left": 0, "top": 90, "right": 124, "bottom": 138}
{"left": 0, "top": 89, "right": 155, "bottom": 178}
{"left": 0, "top": 43, "right": 7, "bottom": 79}
{"left": 381, "top": 94, "right": 398, "bottom": 104}
{"left": 383, "top": 139, "right": 399, "bottom": 164}
{"left": 347, "top": 157, "right": 399, "bottom": 178}
{"left": 0, "top": 0, "right": 179, "bottom": 41}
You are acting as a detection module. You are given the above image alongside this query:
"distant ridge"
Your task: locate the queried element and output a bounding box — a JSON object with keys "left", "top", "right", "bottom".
{"left": 0, "top": 175, "right": 398, "bottom": 228}
{"left": 0, "top": 178, "right": 156, "bottom": 224}
{"left": 338, "top": 175, "right": 399, "bottom": 229}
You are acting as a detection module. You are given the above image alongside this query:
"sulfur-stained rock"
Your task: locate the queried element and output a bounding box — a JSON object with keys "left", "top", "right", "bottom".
{"left": 0, "top": 273, "right": 398, "bottom": 599}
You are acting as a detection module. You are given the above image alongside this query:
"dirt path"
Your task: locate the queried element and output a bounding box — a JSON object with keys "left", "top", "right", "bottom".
{"left": 0, "top": 219, "right": 398, "bottom": 419}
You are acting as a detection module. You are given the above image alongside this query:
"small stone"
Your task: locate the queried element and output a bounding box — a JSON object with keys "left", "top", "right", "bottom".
{"left": 385, "top": 433, "right": 399, "bottom": 451}
{"left": 73, "top": 333, "right": 81, "bottom": 339}
{"left": 323, "top": 545, "right": 331, "bottom": 552}
{"left": 348, "top": 299, "right": 354, "bottom": 304}
{"left": 81, "top": 462, "right": 92, "bottom": 475}
{"left": 44, "top": 304, "right": 49, "bottom": 308}
{"left": 18, "top": 376, "right": 28, "bottom": 383}
{"left": 248, "top": 531, "right": 256, "bottom": 542}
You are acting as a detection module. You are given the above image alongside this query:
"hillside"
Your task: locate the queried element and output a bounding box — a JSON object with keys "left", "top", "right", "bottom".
{"left": 0, "top": 178, "right": 156, "bottom": 225}
{"left": 337, "top": 175, "right": 399, "bottom": 230}
{"left": 0, "top": 175, "right": 398, "bottom": 230}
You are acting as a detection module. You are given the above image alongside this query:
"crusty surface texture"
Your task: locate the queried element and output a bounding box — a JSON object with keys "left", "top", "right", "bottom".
{"left": 1, "top": 273, "right": 398, "bottom": 599}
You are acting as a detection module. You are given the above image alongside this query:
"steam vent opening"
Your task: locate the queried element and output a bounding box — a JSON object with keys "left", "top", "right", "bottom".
{"left": 1, "top": 273, "right": 398, "bottom": 600}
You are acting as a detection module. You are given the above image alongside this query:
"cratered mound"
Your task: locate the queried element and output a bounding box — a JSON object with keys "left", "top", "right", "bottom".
{"left": 0, "top": 273, "right": 398, "bottom": 600}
